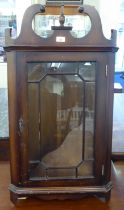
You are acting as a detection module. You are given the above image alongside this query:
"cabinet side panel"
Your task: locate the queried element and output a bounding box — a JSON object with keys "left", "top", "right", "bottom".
{"left": 7, "top": 52, "right": 21, "bottom": 185}
{"left": 104, "top": 53, "right": 115, "bottom": 182}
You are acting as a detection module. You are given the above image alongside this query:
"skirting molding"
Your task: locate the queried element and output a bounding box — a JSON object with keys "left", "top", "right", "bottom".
{"left": 9, "top": 182, "right": 112, "bottom": 195}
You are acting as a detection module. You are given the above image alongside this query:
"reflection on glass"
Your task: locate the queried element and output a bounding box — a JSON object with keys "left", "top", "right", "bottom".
{"left": 28, "top": 62, "right": 96, "bottom": 179}
{"left": 33, "top": 15, "right": 91, "bottom": 38}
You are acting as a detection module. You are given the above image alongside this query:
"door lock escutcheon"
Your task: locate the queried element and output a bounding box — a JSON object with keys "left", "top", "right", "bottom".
{"left": 19, "top": 118, "right": 24, "bottom": 134}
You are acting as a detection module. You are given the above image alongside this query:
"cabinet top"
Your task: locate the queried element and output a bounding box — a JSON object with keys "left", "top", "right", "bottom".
{"left": 4, "top": 4, "right": 118, "bottom": 52}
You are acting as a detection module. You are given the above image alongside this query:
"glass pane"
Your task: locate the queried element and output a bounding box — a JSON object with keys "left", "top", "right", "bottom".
{"left": 84, "top": 82, "right": 95, "bottom": 160}
{"left": 47, "top": 168, "right": 76, "bottom": 179}
{"left": 28, "top": 62, "right": 96, "bottom": 180}
{"left": 79, "top": 62, "right": 96, "bottom": 81}
{"left": 28, "top": 83, "right": 40, "bottom": 161}
{"left": 33, "top": 15, "right": 91, "bottom": 38}
{"left": 78, "top": 160, "right": 94, "bottom": 177}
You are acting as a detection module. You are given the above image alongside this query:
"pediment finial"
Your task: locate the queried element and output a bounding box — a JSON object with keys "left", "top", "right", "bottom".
{"left": 59, "top": 4, "right": 65, "bottom": 27}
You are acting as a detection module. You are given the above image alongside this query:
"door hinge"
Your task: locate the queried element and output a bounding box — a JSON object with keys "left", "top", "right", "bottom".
{"left": 102, "top": 165, "right": 105, "bottom": 176}
{"left": 105, "top": 65, "right": 108, "bottom": 77}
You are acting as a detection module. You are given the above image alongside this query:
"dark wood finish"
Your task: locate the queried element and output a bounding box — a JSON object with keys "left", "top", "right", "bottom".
{"left": 4, "top": 4, "right": 118, "bottom": 204}
{"left": 0, "top": 138, "right": 10, "bottom": 160}
{"left": 112, "top": 153, "right": 124, "bottom": 161}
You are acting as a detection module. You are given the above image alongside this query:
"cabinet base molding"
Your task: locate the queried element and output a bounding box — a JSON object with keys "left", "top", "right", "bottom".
{"left": 9, "top": 182, "right": 112, "bottom": 195}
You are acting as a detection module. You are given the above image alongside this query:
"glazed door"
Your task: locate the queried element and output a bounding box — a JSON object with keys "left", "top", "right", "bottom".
{"left": 27, "top": 60, "right": 99, "bottom": 181}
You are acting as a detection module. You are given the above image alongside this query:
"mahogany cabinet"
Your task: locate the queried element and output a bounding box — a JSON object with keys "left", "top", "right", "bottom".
{"left": 4, "top": 4, "right": 118, "bottom": 204}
